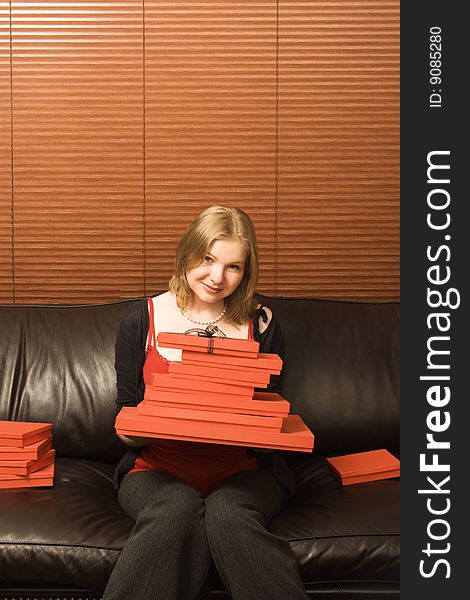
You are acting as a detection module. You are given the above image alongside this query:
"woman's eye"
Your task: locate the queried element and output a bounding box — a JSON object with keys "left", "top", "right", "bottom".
{"left": 229, "top": 264, "right": 240, "bottom": 271}
{"left": 204, "top": 256, "right": 213, "bottom": 263}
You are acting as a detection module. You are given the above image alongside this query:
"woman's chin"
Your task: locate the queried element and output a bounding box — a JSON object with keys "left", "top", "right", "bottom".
{"left": 199, "top": 293, "right": 223, "bottom": 304}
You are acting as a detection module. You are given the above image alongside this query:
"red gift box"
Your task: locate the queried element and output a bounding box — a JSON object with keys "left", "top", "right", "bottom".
{"left": 116, "top": 408, "right": 314, "bottom": 452}
{"left": 181, "top": 350, "right": 282, "bottom": 373}
{"left": 326, "top": 449, "right": 400, "bottom": 486}
{"left": 167, "top": 371, "right": 269, "bottom": 390}
{"left": 168, "top": 361, "right": 271, "bottom": 387}
{"left": 0, "top": 437, "right": 52, "bottom": 461}
{"left": 0, "top": 449, "right": 55, "bottom": 476}
{"left": 137, "top": 402, "right": 283, "bottom": 431}
{"left": 157, "top": 332, "right": 260, "bottom": 358}
{"left": 144, "top": 389, "right": 290, "bottom": 417}
{"left": 151, "top": 373, "right": 254, "bottom": 398}
{"left": 0, "top": 462, "right": 55, "bottom": 490}
{"left": 0, "top": 420, "right": 52, "bottom": 448}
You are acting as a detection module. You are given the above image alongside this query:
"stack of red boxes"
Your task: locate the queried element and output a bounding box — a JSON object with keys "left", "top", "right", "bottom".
{"left": 116, "top": 332, "right": 314, "bottom": 452}
{"left": 0, "top": 420, "right": 55, "bottom": 490}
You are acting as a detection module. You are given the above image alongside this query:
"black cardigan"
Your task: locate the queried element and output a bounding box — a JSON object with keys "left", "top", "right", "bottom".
{"left": 112, "top": 298, "right": 295, "bottom": 494}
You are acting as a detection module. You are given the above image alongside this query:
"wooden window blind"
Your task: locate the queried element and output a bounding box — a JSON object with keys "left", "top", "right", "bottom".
{"left": 1, "top": 0, "right": 399, "bottom": 305}
{"left": 7, "top": 0, "right": 144, "bottom": 303}
{"left": 278, "top": 1, "right": 399, "bottom": 299}
{"left": 0, "top": 1, "right": 13, "bottom": 302}
{"left": 145, "top": 0, "right": 278, "bottom": 296}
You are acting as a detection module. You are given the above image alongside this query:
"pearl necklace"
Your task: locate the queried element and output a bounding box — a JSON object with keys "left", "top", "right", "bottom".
{"left": 181, "top": 302, "right": 227, "bottom": 325}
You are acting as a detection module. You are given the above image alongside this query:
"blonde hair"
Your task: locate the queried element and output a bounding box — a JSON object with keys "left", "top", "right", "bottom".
{"left": 169, "top": 205, "right": 258, "bottom": 326}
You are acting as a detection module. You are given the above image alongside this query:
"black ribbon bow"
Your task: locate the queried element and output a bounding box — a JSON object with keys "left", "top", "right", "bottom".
{"left": 184, "top": 325, "right": 227, "bottom": 353}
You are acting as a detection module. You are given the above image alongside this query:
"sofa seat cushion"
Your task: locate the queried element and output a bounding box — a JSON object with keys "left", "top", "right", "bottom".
{"left": 0, "top": 454, "right": 399, "bottom": 592}
{"left": 271, "top": 456, "right": 400, "bottom": 585}
{"left": 0, "top": 457, "right": 132, "bottom": 590}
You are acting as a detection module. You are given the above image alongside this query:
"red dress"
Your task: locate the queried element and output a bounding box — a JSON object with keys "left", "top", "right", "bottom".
{"left": 126, "top": 298, "right": 259, "bottom": 496}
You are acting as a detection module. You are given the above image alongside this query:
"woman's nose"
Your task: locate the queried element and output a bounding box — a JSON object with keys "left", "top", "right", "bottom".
{"left": 210, "top": 265, "right": 223, "bottom": 284}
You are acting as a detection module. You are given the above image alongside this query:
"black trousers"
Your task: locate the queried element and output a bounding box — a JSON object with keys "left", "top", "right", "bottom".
{"left": 102, "top": 468, "right": 308, "bottom": 600}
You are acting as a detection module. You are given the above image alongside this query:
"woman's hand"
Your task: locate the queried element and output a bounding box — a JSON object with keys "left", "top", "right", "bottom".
{"left": 117, "top": 433, "right": 155, "bottom": 447}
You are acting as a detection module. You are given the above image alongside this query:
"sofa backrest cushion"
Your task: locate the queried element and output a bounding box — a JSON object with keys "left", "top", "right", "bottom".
{"left": 263, "top": 297, "right": 400, "bottom": 456}
{"left": 0, "top": 301, "right": 133, "bottom": 463}
{"left": 0, "top": 297, "right": 399, "bottom": 462}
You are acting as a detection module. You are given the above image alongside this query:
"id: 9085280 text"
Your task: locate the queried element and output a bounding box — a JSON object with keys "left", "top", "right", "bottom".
{"left": 429, "top": 26, "right": 442, "bottom": 109}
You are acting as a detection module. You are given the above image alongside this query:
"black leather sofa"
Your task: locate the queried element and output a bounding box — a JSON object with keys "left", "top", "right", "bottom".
{"left": 0, "top": 297, "right": 400, "bottom": 600}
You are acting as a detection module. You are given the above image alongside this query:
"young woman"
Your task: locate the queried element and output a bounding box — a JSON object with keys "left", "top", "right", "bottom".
{"left": 103, "top": 205, "right": 308, "bottom": 600}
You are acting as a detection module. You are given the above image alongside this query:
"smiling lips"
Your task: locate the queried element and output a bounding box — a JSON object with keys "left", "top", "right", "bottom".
{"left": 203, "top": 283, "right": 223, "bottom": 293}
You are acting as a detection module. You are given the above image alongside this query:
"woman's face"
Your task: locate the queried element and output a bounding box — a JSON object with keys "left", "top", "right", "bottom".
{"left": 186, "top": 238, "right": 246, "bottom": 305}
